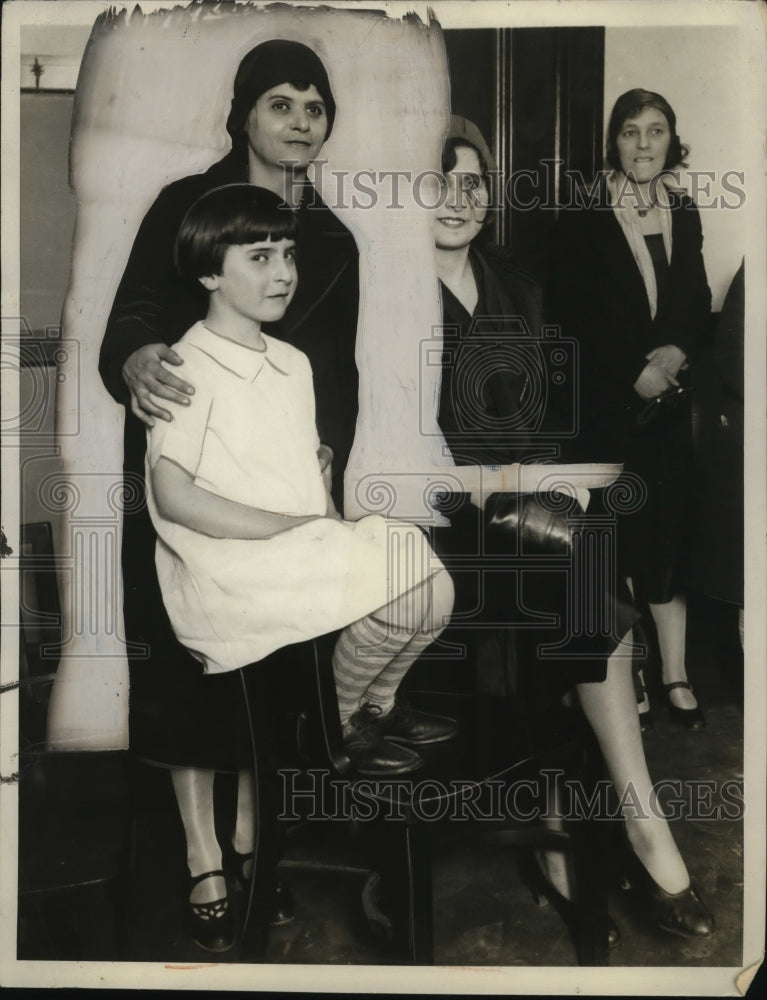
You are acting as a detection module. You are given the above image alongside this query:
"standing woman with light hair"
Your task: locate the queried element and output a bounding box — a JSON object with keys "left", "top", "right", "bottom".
{"left": 547, "top": 88, "right": 711, "bottom": 733}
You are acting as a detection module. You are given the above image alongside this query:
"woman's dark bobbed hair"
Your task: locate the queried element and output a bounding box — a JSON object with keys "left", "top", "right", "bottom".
{"left": 175, "top": 184, "right": 296, "bottom": 279}
{"left": 605, "top": 88, "right": 689, "bottom": 173}
{"left": 442, "top": 115, "right": 497, "bottom": 231}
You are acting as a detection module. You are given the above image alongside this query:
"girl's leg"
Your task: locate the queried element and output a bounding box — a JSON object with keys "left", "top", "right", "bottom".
{"left": 648, "top": 594, "right": 698, "bottom": 710}
{"left": 233, "top": 768, "right": 255, "bottom": 880}
{"left": 360, "top": 568, "right": 454, "bottom": 713}
{"left": 332, "top": 569, "right": 454, "bottom": 723}
{"left": 575, "top": 631, "right": 690, "bottom": 894}
{"left": 170, "top": 766, "right": 226, "bottom": 905}
{"left": 333, "top": 612, "right": 421, "bottom": 726}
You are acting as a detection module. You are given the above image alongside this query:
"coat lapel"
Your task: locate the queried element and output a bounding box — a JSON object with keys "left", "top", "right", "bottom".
{"left": 597, "top": 203, "right": 654, "bottom": 326}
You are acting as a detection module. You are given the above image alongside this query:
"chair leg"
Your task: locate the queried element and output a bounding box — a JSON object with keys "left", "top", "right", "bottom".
{"left": 567, "top": 813, "right": 611, "bottom": 966}
{"left": 382, "top": 821, "right": 434, "bottom": 965}
{"left": 238, "top": 768, "right": 275, "bottom": 961}
{"left": 238, "top": 669, "right": 281, "bottom": 961}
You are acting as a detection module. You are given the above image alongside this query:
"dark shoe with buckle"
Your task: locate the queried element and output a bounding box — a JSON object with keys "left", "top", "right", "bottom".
{"left": 343, "top": 711, "right": 423, "bottom": 775}
{"left": 187, "top": 869, "right": 234, "bottom": 953}
{"left": 225, "top": 847, "right": 295, "bottom": 926}
{"left": 361, "top": 697, "right": 458, "bottom": 746}
{"left": 664, "top": 681, "right": 706, "bottom": 730}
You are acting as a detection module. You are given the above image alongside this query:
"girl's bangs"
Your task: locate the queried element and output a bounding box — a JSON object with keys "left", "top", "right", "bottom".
{"left": 223, "top": 206, "right": 297, "bottom": 246}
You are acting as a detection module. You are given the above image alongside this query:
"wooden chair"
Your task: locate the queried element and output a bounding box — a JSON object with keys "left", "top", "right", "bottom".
{"left": 14, "top": 520, "right": 611, "bottom": 964}
{"left": 236, "top": 630, "right": 612, "bottom": 965}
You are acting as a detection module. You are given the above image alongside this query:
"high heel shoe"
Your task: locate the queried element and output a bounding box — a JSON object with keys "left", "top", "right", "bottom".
{"left": 518, "top": 850, "right": 621, "bottom": 950}
{"left": 619, "top": 847, "right": 715, "bottom": 938}
{"left": 646, "top": 880, "right": 715, "bottom": 938}
{"left": 187, "top": 869, "right": 234, "bottom": 953}
{"left": 224, "top": 846, "right": 295, "bottom": 926}
{"left": 664, "top": 682, "right": 705, "bottom": 730}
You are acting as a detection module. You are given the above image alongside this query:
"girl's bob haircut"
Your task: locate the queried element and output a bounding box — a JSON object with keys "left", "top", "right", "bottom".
{"left": 175, "top": 184, "right": 297, "bottom": 279}
{"left": 605, "top": 88, "right": 689, "bottom": 173}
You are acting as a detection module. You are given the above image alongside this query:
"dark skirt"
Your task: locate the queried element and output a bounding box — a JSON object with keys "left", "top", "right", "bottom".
{"left": 617, "top": 396, "right": 694, "bottom": 604}
{"left": 431, "top": 497, "right": 637, "bottom": 707}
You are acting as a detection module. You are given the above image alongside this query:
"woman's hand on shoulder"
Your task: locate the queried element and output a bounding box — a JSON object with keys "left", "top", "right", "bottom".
{"left": 123, "top": 343, "right": 195, "bottom": 427}
{"left": 633, "top": 361, "right": 678, "bottom": 401}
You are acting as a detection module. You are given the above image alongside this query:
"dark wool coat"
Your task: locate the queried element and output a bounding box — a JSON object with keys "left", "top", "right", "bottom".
{"left": 544, "top": 178, "right": 711, "bottom": 602}
{"left": 544, "top": 178, "right": 711, "bottom": 461}
{"left": 433, "top": 242, "right": 637, "bottom": 711}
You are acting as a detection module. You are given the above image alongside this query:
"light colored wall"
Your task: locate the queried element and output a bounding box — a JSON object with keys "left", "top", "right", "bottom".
{"left": 19, "top": 93, "right": 76, "bottom": 551}
{"left": 19, "top": 367, "right": 62, "bottom": 556}
{"left": 604, "top": 26, "right": 747, "bottom": 310}
{"left": 20, "top": 92, "right": 78, "bottom": 333}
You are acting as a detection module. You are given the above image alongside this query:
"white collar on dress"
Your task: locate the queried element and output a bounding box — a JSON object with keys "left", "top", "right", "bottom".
{"left": 183, "top": 322, "right": 289, "bottom": 381}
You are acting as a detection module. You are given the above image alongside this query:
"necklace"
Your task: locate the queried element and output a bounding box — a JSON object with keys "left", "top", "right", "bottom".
{"left": 634, "top": 193, "right": 656, "bottom": 218}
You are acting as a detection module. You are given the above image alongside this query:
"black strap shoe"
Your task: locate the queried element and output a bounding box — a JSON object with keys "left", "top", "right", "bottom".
{"left": 187, "top": 869, "right": 234, "bottom": 953}
{"left": 342, "top": 711, "right": 423, "bottom": 775}
{"left": 361, "top": 697, "right": 458, "bottom": 746}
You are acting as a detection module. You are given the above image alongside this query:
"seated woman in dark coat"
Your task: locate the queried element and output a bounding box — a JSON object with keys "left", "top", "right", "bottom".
{"left": 432, "top": 115, "right": 713, "bottom": 940}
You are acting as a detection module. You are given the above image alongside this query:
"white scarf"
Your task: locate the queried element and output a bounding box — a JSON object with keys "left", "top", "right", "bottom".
{"left": 606, "top": 170, "right": 676, "bottom": 319}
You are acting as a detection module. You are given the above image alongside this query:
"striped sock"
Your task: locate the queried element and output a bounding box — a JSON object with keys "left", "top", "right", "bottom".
{"left": 332, "top": 615, "right": 412, "bottom": 725}
{"left": 360, "top": 626, "right": 441, "bottom": 715}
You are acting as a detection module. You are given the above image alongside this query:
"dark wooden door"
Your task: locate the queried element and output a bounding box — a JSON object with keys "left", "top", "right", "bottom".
{"left": 444, "top": 26, "right": 605, "bottom": 275}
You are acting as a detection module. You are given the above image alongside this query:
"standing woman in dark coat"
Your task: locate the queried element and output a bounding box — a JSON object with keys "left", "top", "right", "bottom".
{"left": 434, "top": 116, "right": 713, "bottom": 939}
{"left": 99, "top": 40, "right": 359, "bottom": 951}
{"left": 546, "top": 89, "right": 712, "bottom": 730}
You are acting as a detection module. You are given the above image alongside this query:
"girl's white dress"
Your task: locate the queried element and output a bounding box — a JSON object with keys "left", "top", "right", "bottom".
{"left": 145, "top": 322, "right": 443, "bottom": 674}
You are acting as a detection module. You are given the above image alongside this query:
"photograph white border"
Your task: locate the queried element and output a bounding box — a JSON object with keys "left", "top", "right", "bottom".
{"left": 2, "top": 0, "right": 765, "bottom": 993}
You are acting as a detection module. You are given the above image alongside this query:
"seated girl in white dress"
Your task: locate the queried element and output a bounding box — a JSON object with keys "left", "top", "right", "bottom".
{"left": 144, "top": 183, "right": 455, "bottom": 950}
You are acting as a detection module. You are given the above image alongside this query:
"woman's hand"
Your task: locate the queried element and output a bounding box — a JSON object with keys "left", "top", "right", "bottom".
{"left": 122, "top": 343, "right": 195, "bottom": 427}
{"left": 633, "top": 361, "right": 678, "bottom": 400}
{"left": 645, "top": 344, "right": 687, "bottom": 378}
